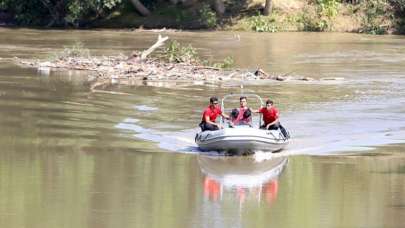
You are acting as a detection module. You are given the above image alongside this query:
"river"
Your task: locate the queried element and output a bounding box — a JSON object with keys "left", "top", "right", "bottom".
{"left": 0, "top": 28, "right": 405, "bottom": 228}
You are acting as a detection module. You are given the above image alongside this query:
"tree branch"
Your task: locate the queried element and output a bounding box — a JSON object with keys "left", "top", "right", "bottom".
{"left": 213, "top": 0, "right": 225, "bottom": 15}
{"left": 141, "top": 35, "right": 169, "bottom": 60}
{"left": 130, "top": 0, "right": 151, "bottom": 16}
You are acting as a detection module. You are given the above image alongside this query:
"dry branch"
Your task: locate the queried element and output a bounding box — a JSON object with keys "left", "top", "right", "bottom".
{"left": 141, "top": 35, "right": 169, "bottom": 60}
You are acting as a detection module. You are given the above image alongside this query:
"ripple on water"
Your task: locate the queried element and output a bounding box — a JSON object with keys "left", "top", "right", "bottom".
{"left": 116, "top": 94, "right": 405, "bottom": 156}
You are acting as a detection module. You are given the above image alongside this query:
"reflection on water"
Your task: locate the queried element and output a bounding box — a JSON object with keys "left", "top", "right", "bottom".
{"left": 198, "top": 155, "right": 287, "bottom": 207}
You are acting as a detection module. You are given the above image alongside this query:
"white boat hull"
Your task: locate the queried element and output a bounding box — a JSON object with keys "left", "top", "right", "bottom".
{"left": 195, "top": 126, "right": 289, "bottom": 154}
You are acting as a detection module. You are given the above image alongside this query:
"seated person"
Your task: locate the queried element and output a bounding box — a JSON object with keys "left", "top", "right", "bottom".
{"left": 258, "top": 99, "right": 280, "bottom": 130}
{"left": 230, "top": 96, "right": 252, "bottom": 127}
{"left": 256, "top": 99, "right": 289, "bottom": 138}
{"left": 199, "top": 96, "right": 230, "bottom": 131}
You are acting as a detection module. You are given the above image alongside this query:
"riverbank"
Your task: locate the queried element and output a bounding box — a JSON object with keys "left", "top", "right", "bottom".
{"left": 92, "top": 0, "right": 402, "bottom": 35}
{"left": 100, "top": 0, "right": 399, "bottom": 35}
{"left": 1, "top": 0, "right": 404, "bottom": 35}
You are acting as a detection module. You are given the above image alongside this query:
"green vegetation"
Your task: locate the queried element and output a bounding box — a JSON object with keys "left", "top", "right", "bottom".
{"left": 212, "top": 56, "right": 235, "bottom": 69}
{"left": 50, "top": 42, "right": 91, "bottom": 60}
{"left": 45, "top": 39, "right": 234, "bottom": 68}
{"left": 0, "top": 0, "right": 122, "bottom": 26}
{"left": 297, "top": 0, "right": 339, "bottom": 32}
{"left": 360, "top": 0, "right": 391, "bottom": 34}
{"left": 161, "top": 40, "right": 234, "bottom": 68}
{"left": 199, "top": 3, "right": 217, "bottom": 28}
{"left": 316, "top": 0, "right": 339, "bottom": 31}
{"left": 248, "top": 14, "right": 278, "bottom": 32}
{"left": 1, "top": 0, "right": 405, "bottom": 34}
{"left": 163, "top": 40, "right": 199, "bottom": 64}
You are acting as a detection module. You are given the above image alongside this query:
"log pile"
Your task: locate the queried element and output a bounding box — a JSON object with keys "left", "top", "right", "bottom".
{"left": 15, "top": 35, "right": 342, "bottom": 91}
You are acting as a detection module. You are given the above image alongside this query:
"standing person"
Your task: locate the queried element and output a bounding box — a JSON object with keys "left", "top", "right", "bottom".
{"left": 199, "top": 96, "right": 230, "bottom": 131}
{"left": 258, "top": 99, "right": 289, "bottom": 137}
{"left": 230, "top": 96, "right": 252, "bottom": 126}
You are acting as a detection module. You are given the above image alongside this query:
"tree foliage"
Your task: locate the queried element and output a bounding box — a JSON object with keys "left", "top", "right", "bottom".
{"left": 0, "top": 0, "right": 122, "bottom": 26}
{"left": 1, "top": 0, "right": 405, "bottom": 33}
{"left": 390, "top": 0, "right": 405, "bottom": 16}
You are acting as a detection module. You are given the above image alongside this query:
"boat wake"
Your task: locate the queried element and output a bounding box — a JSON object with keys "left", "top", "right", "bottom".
{"left": 116, "top": 96, "right": 405, "bottom": 156}
{"left": 116, "top": 118, "right": 202, "bottom": 154}
{"left": 116, "top": 119, "right": 293, "bottom": 158}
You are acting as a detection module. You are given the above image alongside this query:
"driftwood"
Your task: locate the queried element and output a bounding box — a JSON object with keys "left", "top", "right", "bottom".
{"left": 13, "top": 34, "right": 330, "bottom": 93}
{"left": 141, "top": 34, "right": 169, "bottom": 60}
{"left": 194, "top": 66, "right": 221, "bottom": 71}
{"left": 254, "top": 68, "right": 269, "bottom": 77}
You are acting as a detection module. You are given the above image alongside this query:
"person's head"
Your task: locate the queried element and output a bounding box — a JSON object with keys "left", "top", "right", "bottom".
{"left": 240, "top": 96, "right": 247, "bottom": 108}
{"left": 209, "top": 96, "right": 219, "bottom": 108}
{"left": 266, "top": 99, "right": 273, "bottom": 108}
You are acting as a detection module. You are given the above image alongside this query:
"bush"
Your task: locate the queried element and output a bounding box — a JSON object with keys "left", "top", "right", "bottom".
{"left": 390, "top": 0, "right": 405, "bottom": 15}
{"left": 0, "top": 0, "right": 48, "bottom": 25}
{"left": 315, "top": 0, "right": 340, "bottom": 31}
{"left": 389, "top": 0, "right": 405, "bottom": 33}
{"left": 248, "top": 15, "right": 278, "bottom": 32}
{"left": 295, "top": 2, "right": 338, "bottom": 32}
{"left": 66, "top": 0, "right": 122, "bottom": 26}
{"left": 163, "top": 41, "right": 199, "bottom": 64}
{"left": 0, "top": 0, "right": 122, "bottom": 26}
{"left": 162, "top": 40, "right": 234, "bottom": 69}
{"left": 51, "top": 42, "right": 91, "bottom": 60}
{"left": 317, "top": 0, "right": 339, "bottom": 18}
{"left": 213, "top": 56, "right": 234, "bottom": 69}
{"left": 199, "top": 3, "right": 217, "bottom": 28}
{"left": 360, "top": 0, "right": 391, "bottom": 34}
{"left": 298, "top": 7, "right": 323, "bottom": 31}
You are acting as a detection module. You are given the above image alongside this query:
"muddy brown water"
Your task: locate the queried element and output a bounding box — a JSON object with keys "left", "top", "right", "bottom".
{"left": 1, "top": 28, "right": 405, "bottom": 228}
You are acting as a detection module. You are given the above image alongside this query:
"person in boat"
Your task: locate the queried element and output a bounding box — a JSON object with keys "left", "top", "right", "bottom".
{"left": 230, "top": 96, "right": 252, "bottom": 127}
{"left": 257, "top": 99, "right": 289, "bottom": 137}
{"left": 199, "top": 96, "right": 230, "bottom": 131}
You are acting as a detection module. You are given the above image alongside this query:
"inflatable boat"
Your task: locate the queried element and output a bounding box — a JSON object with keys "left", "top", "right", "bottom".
{"left": 195, "top": 94, "right": 290, "bottom": 154}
